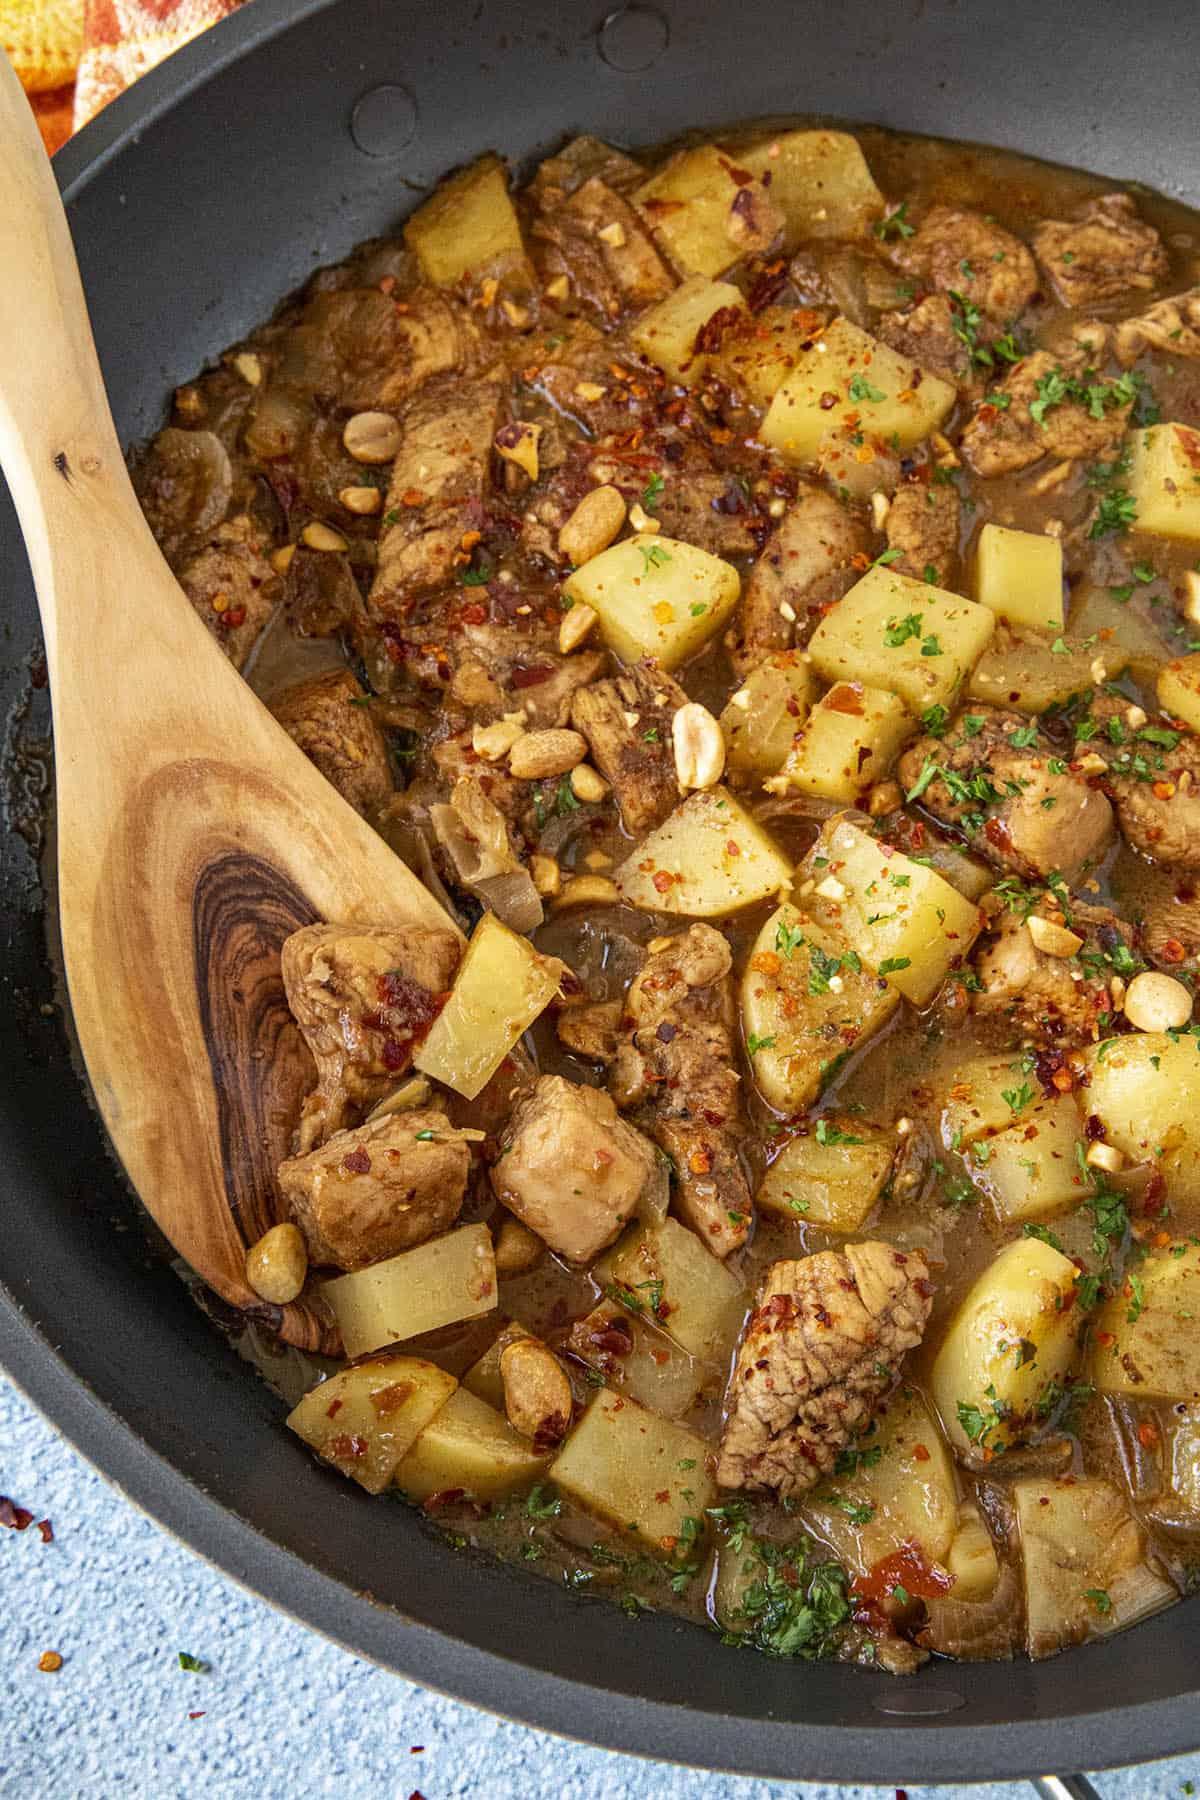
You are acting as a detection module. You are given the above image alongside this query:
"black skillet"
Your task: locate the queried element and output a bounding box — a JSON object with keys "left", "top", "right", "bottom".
{"left": 0, "top": 0, "right": 1196, "bottom": 1783}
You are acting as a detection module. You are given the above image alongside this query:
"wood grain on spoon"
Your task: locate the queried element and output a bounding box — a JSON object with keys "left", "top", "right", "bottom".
{"left": 0, "top": 59, "right": 462, "bottom": 1352}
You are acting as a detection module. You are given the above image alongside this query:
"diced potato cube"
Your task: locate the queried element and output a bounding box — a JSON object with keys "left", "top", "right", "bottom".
{"left": 973, "top": 523, "right": 1065, "bottom": 634}
{"left": 562, "top": 535, "right": 740, "bottom": 670}
{"left": 635, "top": 144, "right": 782, "bottom": 278}
{"left": 720, "top": 652, "right": 817, "bottom": 779}
{"left": 1079, "top": 1031, "right": 1200, "bottom": 1202}
{"left": 1158, "top": 654, "right": 1200, "bottom": 734}
{"left": 741, "top": 903, "right": 900, "bottom": 1113}
{"left": 738, "top": 130, "right": 885, "bottom": 243}
{"left": 761, "top": 318, "right": 955, "bottom": 464}
{"left": 1089, "top": 1242, "right": 1200, "bottom": 1401}
{"left": 404, "top": 155, "right": 525, "bottom": 285}
{"left": 805, "top": 1389, "right": 958, "bottom": 1576}
{"left": 970, "top": 1098, "right": 1086, "bottom": 1224}
{"left": 549, "top": 1389, "right": 716, "bottom": 1549}
{"left": 322, "top": 1222, "right": 497, "bottom": 1358}
{"left": 968, "top": 628, "right": 1129, "bottom": 713}
{"left": 772, "top": 681, "right": 914, "bottom": 804}
{"left": 930, "top": 1237, "right": 1084, "bottom": 1456}
{"left": 414, "top": 912, "right": 564, "bottom": 1101}
{"left": 287, "top": 1355, "right": 458, "bottom": 1494}
{"left": 1070, "top": 583, "right": 1170, "bottom": 684}
{"left": 598, "top": 1217, "right": 745, "bottom": 1363}
{"left": 757, "top": 1119, "right": 895, "bottom": 1228}
{"left": 796, "top": 817, "right": 984, "bottom": 1005}
{"left": 706, "top": 306, "right": 827, "bottom": 407}
{"left": 1014, "top": 1477, "right": 1175, "bottom": 1658}
{"left": 461, "top": 1321, "right": 532, "bottom": 1412}
{"left": 941, "top": 1053, "right": 1044, "bottom": 1144}
{"left": 613, "top": 787, "right": 792, "bottom": 918}
{"left": 1128, "top": 423, "right": 1200, "bottom": 541}
{"left": 807, "top": 563, "right": 995, "bottom": 712}
{"left": 630, "top": 274, "right": 745, "bottom": 384}
{"left": 394, "top": 1386, "right": 550, "bottom": 1502}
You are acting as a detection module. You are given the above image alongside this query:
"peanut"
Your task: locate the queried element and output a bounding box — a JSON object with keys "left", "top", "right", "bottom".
{"left": 1027, "top": 914, "right": 1084, "bottom": 958}
{"left": 558, "top": 485, "right": 626, "bottom": 566}
{"left": 339, "top": 485, "right": 382, "bottom": 515}
{"left": 493, "top": 1215, "right": 545, "bottom": 1274}
{"left": 342, "top": 410, "right": 402, "bottom": 464}
{"left": 1123, "top": 970, "right": 1194, "bottom": 1033}
{"left": 499, "top": 1337, "right": 573, "bottom": 1447}
{"left": 509, "top": 728, "right": 587, "bottom": 780}
{"left": 245, "top": 1222, "right": 308, "bottom": 1304}
{"left": 559, "top": 600, "right": 599, "bottom": 655}
{"left": 301, "top": 521, "right": 349, "bottom": 553}
{"left": 672, "top": 701, "right": 726, "bottom": 791}
{"left": 570, "top": 763, "right": 608, "bottom": 804}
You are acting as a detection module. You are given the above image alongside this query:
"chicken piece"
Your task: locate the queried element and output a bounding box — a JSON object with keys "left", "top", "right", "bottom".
{"left": 278, "top": 1107, "right": 471, "bottom": 1270}
{"left": 135, "top": 427, "right": 233, "bottom": 564}
{"left": 729, "top": 483, "right": 870, "bottom": 677}
{"left": 1032, "top": 194, "right": 1169, "bottom": 311}
{"left": 177, "top": 514, "right": 280, "bottom": 670}
{"left": 283, "top": 544, "right": 366, "bottom": 640}
{"left": 644, "top": 457, "right": 763, "bottom": 560}
{"left": 716, "top": 1242, "right": 934, "bottom": 1496}
{"left": 282, "top": 922, "right": 461, "bottom": 1143}
{"left": 876, "top": 293, "right": 979, "bottom": 394}
{"left": 611, "top": 925, "right": 752, "bottom": 1259}
{"left": 1116, "top": 287, "right": 1200, "bottom": 366}
{"left": 274, "top": 286, "right": 480, "bottom": 411}
{"left": 532, "top": 175, "right": 675, "bottom": 325}
{"left": 1139, "top": 886, "right": 1200, "bottom": 974}
{"left": 961, "top": 345, "right": 1132, "bottom": 479}
{"left": 456, "top": 614, "right": 607, "bottom": 728}
{"left": 884, "top": 478, "right": 960, "bottom": 588}
{"left": 1079, "top": 692, "right": 1200, "bottom": 871}
{"left": 973, "top": 895, "right": 1137, "bottom": 1049}
{"left": 528, "top": 135, "right": 643, "bottom": 209}
{"left": 917, "top": 1558, "right": 1021, "bottom": 1663}
{"left": 368, "top": 372, "right": 504, "bottom": 621}
{"left": 269, "top": 669, "right": 394, "bottom": 817}
{"left": 899, "top": 706, "right": 1114, "bottom": 882}
{"left": 890, "top": 205, "right": 1038, "bottom": 322}
{"left": 557, "top": 998, "right": 623, "bottom": 1065}
{"left": 491, "top": 1075, "right": 665, "bottom": 1263}
{"left": 570, "top": 663, "right": 687, "bottom": 836}
{"left": 499, "top": 1336, "right": 574, "bottom": 1449}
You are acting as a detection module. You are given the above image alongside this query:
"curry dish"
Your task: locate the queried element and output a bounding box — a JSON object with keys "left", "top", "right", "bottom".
{"left": 133, "top": 121, "right": 1200, "bottom": 1670}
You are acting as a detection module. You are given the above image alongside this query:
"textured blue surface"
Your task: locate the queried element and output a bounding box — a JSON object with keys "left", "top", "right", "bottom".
{"left": 2, "top": 1372, "right": 1199, "bottom": 1800}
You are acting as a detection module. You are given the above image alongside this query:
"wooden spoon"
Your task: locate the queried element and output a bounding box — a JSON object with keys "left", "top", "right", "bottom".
{"left": 0, "top": 59, "right": 461, "bottom": 1352}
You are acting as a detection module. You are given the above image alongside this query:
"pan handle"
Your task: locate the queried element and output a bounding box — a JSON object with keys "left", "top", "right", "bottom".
{"left": 1032, "top": 1777, "right": 1103, "bottom": 1800}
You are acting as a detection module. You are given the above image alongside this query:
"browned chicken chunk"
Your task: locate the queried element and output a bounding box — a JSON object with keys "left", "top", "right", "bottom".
{"left": 1081, "top": 693, "right": 1200, "bottom": 871}
{"left": 283, "top": 544, "right": 365, "bottom": 640}
{"left": 491, "top": 1074, "right": 666, "bottom": 1264}
{"left": 876, "top": 292, "right": 979, "bottom": 394}
{"left": 532, "top": 175, "right": 675, "bottom": 323}
{"left": 973, "top": 895, "right": 1138, "bottom": 1049}
{"left": 889, "top": 205, "right": 1038, "bottom": 321}
{"left": 729, "top": 483, "right": 870, "bottom": 676}
{"left": 270, "top": 668, "right": 394, "bottom": 817}
{"left": 1032, "top": 194, "right": 1169, "bottom": 310}
{"left": 272, "top": 285, "right": 480, "bottom": 412}
{"left": 717, "top": 1242, "right": 934, "bottom": 1496}
{"left": 1116, "top": 286, "right": 1200, "bottom": 366}
{"left": 282, "top": 922, "right": 461, "bottom": 1143}
{"left": 279, "top": 1107, "right": 471, "bottom": 1270}
{"left": 570, "top": 662, "right": 687, "bottom": 836}
{"left": 884, "top": 478, "right": 960, "bottom": 588}
{"left": 177, "top": 514, "right": 280, "bottom": 669}
{"left": 961, "top": 345, "right": 1132, "bottom": 478}
{"left": 900, "top": 707, "right": 1114, "bottom": 882}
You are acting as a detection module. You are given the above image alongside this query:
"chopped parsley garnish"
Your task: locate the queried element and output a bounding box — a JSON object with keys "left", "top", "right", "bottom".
{"left": 638, "top": 541, "right": 672, "bottom": 572}
{"left": 848, "top": 374, "right": 886, "bottom": 404}
{"left": 640, "top": 472, "right": 665, "bottom": 513}
{"left": 775, "top": 919, "right": 806, "bottom": 960}
{"left": 746, "top": 1032, "right": 777, "bottom": 1055}
{"left": 874, "top": 202, "right": 914, "bottom": 241}
{"left": 815, "top": 1119, "right": 864, "bottom": 1148}
{"left": 1089, "top": 490, "right": 1138, "bottom": 538}
{"left": 525, "top": 1484, "right": 562, "bottom": 1519}
{"left": 884, "top": 612, "right": 924, "bottom": 647}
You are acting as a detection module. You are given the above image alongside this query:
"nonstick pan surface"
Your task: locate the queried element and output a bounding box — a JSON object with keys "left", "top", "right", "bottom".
{"left": 1, "top": 0, "right": 1198, "bottom": 1780}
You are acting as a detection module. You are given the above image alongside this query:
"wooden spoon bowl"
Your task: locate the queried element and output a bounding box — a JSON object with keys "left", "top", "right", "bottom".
{"left": 0, "top": 59, "right": 461, "bottom": 1352}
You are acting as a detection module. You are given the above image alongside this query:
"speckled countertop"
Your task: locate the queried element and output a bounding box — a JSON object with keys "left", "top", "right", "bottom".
{"left": 2, "top": 1372, "right": 1198, "bottom": 1800}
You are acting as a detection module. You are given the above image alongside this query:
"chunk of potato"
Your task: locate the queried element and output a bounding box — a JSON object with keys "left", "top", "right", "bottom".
{"left": 598, "top": 1216, "right": 745, "bottom": 1363}
{"left": 549, "top": 1389, "right": 717, "bottom": 1550}
{"left": 562, "top": 534, "right": 740, "bottom": 671}
{"left": 945, "top": 1501, "right": 1000, "bottom": 1602}
{"left": 940, "top": 1053, "right": 1045, "bottom": 1144}
{"left": 1128, "top": 423, "right": 1200, "bottom": 541}
{"left": 414, "top": 912, "right": 564, "bottom": 1101}
{"left": 970, "top": 1098, "right": 1086, "bottom": 1225}
{"left": 968, "top": 627, "right": 1129, "bottom": 713}
{"left": 322, "top": 1222, "right": 497, "bottom": 1358}
{"left": 634, "top": 144, "right": 782, "bottom": 278}
{"left": 1089, "top": 1242, "right": 1200, "bottom": 1401}
{"left": 720, "top": 652, "right": 817, "bottom": 779}
{"left": 973, "top": 522, "right": 1065, "bottom": 634}
{"left": 761, "top": 318, "right": 956, "bottom": 464}
{"left": 796, "top": 817, "right": 983, "bottom": 1005}
{"left": 566, "top": 1301, "right": 709, "bottom": 1419}
{"left": 1070, "top": 583, "right": 1171, "bottom": 684}
{"left": 630, "top": 274, "right": 745, "bottom": 385}
{"left": 404, "top": 155, "right": 525, "bottom": 285}
{"left": 394, "top": 1386, "right": 551, "bottom": 1502}
{"left": 807, "top": 564, "right": 994, "bottom": 713}
{"left": 613, "top": 787, "right": 792, "bottom": 918}
{"left": 805, "top": 1389, "right": 958, "bottom": 1577}
{"left": 772, "top": 681, "right": 915, "bottom": 804}
{"left": 930, "top": 1236, "right": 1083, "bottom": 1456}
{"left": 756, "top": 1119, "right": 896, "bottom": 1227}
{"left": 1014, "top": 1477, "right": 1175, "bottom": 1658}
{"left": 287, "top": 1355, "right": 458, "bottom": 1494}
{"left": 706, "top": 306, "right": 827, "bottom": 408}
{"left": 1158, "top": 654, "right": 1200, "bottom": 734}
{"left": 1079, "top": 1031, "right": 1200, "bottom": 1203}
{"left": 738, "top": 130, "right": 885, "bottom": 243}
